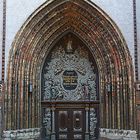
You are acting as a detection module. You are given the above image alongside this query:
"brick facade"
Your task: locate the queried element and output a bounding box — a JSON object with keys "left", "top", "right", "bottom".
{"left": 0, "top": 0, "right": 140, "bottom": 139}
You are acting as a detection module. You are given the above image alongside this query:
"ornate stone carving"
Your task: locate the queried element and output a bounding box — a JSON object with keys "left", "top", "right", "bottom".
{"left": 100, "top": 128, "right": 137, "bottom": 140}
{"left": 42, "top": 41, "right": 97, "bottom": 101}
{"left": 2, "top": 128, "right": 40, "bottom": 140}
{"left": 90, "top": 108, "right": 97, "bottom": 140}
{"left": 5, "top": 0, "right": 135, "bottom": 130}
{"left": 43, "top": 108, "right": 51, "bottom": 135}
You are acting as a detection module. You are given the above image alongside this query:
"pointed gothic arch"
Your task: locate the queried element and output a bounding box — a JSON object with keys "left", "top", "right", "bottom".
{"left": 5, "top": 0, "right": 136, "bottom": 134}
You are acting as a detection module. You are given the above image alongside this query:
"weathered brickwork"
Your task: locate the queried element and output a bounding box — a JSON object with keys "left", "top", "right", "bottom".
{"left": 136, "top": 81, "right": 140, "bottom": 138}
{"left": 0, "top": 0, "right": 139, "bottom": 139}
{"left": 4, "top": 0, "right": 136, "bottom": 131}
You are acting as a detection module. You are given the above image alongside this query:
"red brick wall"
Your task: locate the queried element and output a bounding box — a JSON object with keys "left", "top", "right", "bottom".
{"left": 136, "top": 82, "right": 140, "bottom": 138}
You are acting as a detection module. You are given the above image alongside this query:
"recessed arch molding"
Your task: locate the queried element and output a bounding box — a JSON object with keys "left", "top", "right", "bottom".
{"left": 5, "top": 0, "right": 136, "bottom": 132}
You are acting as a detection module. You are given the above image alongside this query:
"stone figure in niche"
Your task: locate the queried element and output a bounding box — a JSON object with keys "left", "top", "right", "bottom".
{"left": 87, "top": 73, "right": 97, "bottom": 100}
{"left": 50, "top": 80, "right": 64, "bottom": 100}
{"left": 43, "top": 79, "right": 53, "bottom": 100}
{"left": 81, "top": 83, "right": 89, "bottom": 99}
{"left": 50, "top": 81, "right": 58, "bottom": 100}
{"left": 43, "top": 108, "right": 51, "bottom": 136}
{"left": 50, "top": 87, "right": 56, "bottom": 99}
{"left": 66, "top": 38, "right": 73, "bottom": 53}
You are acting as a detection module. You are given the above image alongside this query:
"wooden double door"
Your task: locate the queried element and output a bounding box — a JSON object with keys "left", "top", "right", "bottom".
{"left": 55, "top": 108, "right": 86, "bottom": 140}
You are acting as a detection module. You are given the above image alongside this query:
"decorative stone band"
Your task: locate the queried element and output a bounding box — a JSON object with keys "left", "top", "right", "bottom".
{"left": 2, "top": 128, "right": 40, "bottom": 140}
{"left": 2, "top": 128, "right": 138, "bottom": 140}
{"left": 100, "top": 128, "right": 137, "bottom": 140}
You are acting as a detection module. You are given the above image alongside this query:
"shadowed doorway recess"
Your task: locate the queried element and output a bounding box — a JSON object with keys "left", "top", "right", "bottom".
{"left": 41, "top": 33, "right": 100, "bottom": 140}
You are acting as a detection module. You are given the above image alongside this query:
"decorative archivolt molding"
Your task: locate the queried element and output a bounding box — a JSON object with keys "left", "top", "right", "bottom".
{"left": 5, "top": 0, "right": 135, "bottom": 130}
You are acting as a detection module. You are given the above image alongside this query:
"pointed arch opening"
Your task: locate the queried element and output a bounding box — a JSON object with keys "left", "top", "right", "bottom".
{"left": 41, "top": 32, "right": 100, "bottom": 139}
{"left": 5, "top": 0, "right": 136, "bottom": 138}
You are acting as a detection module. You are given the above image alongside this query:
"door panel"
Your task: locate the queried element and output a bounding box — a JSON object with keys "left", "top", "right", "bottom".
{"left": 72, "top": 110, "right": 84, "bottom": 140}
{"left": 73, "top": 111, "right": 83, "bottom": 132}
{"left": 56, "top": 109, "right": 85, "bottom": 140}
{"left": 59, "top": 111, "right": 68, "bottom": 132}
{"left": 56, "top": 110, "right": 69, "bottom": 140}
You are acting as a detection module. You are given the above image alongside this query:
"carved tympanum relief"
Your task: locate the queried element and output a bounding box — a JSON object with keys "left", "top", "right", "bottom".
{"left": 42, "top": 34, "right": 98, "bottom": 101}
